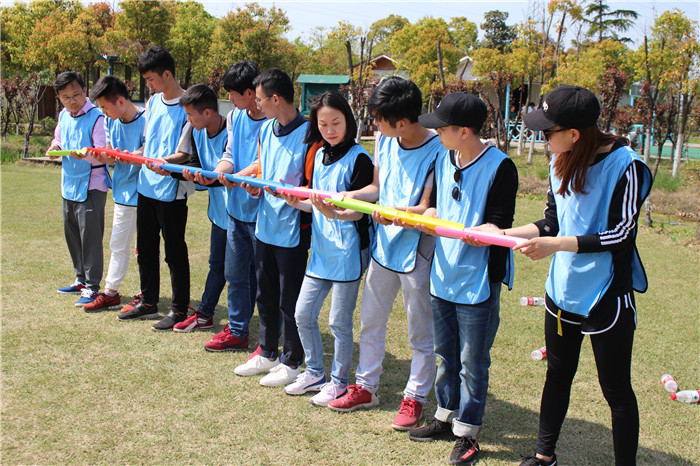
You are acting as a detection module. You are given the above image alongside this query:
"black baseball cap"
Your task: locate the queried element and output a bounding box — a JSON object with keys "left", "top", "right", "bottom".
{"left": 419, "top": 92, "right": 487, "bottom": 130}
{"left": 524, "top": 85, "right": 600, "bottom": 131}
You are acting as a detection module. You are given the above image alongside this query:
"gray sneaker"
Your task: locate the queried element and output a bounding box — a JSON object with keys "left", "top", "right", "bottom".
{"left": 151, "top": 310, "right": 187, "bottom": 331}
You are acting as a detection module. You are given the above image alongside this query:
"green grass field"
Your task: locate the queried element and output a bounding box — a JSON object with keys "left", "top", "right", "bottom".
{"left": 1, "top": 163, "right": 699, "bottom": 465}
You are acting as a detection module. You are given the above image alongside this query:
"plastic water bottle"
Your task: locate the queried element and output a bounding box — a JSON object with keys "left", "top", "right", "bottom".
{"left": 530, "top": 346, "right": 547, "bottom": 360}
{"left": 520, "top": 297, "right": 545, "bottom": 306}
{"left": 670, "top": 390, "right": 700, "bottom": 403}
{"left": 660, "top": 374, "right": 678, "bottom": 393}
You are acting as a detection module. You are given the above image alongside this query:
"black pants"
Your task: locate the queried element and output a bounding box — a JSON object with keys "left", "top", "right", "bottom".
{"left": 536, "top": 291, "right": 639, "bottom": 465}
{"left": 254, "top": 236, "right": 308, "bottom": 367}
{"left": 136, "top": 194, "right": 190, "bottom": 313}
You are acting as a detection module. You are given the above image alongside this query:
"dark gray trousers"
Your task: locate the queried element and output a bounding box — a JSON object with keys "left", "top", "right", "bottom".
{"left": 62, "top": 190, "right": 106, "bottom": 290}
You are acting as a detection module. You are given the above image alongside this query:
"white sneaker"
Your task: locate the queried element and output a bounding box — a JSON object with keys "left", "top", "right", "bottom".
{"left": 259, "top": 364, "right": 301, "bottom": 387}
{"left": 310, "top": 382, "right": 348, "bottom": 407}
{"left": 234, "top": 355, "right": 279, "bottom": 377}
{"left": 284, "top": 371, "right": 325, "bottom": 395}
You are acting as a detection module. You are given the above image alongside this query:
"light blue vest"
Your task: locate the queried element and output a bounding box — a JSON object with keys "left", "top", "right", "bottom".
{"left": 545, "top": 146, "right": 652, "bottom": 316}
{"left": 307, "top": 144, "right": 366, "bottom": 282}
{"left": 192, "top": 124, "right": 229, "bottom": 230}
{"left": 137, "top": 94, "right": 187, "bottom": 201}
{"left": 106, "top": 110, "right": 145, "bottom": 206}
{"left": 255, "top": 118, "right": 310, "bottom": 248}
{"left": 225, "top": 109, "right": 267, "bottom": 223}
{"left": 431, "top": 147, "right": 515, "bottom": 304}
{"left": 59, "top": 106, "right": 104, "bottom": 202}
{"left": 373, "top": 134, "right": 441, "bottom": 272}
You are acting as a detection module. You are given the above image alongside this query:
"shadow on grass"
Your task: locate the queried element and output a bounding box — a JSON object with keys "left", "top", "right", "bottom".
{"left": 478, "top": 395, "right": 694, "bottom": 464}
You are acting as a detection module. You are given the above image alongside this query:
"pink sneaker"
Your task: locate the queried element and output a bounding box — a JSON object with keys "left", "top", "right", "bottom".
{"left": 391, "top": 397, "right": 423, "bottom": 431}
{"left": 247, "top": 344, "right": 262, "bottom": 360}
{"left": 203, "top": 327, "right": 249, "bottom": 352}
{"left": 327, "top": 385, "right": 379, "bottom": 412}
{"left": 173, "top": 312, "right": 214, "bottom": 333}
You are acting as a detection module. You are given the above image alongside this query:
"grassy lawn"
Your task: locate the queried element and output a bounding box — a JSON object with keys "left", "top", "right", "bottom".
{"left": 1, "top": 163, "right": 699, "bottom": 465}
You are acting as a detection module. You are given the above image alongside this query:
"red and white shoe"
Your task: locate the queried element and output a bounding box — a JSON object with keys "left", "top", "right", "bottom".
{"left": 391, "top": 397, "right": 423, "bottom": 431}
{"left": 173, "top": 312, "right": 214, "bottom": 333}
{"left": 203, "top": 326, "right": 249, "bottom": 352}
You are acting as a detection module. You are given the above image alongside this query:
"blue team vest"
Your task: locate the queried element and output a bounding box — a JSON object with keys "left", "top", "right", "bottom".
{"left": 307, "top": 144, "right": 366, "bottom": 281}
{"left": 373, "top": 134, "right": 441, "bottom": 272}
{"left": 255, "top": 118, "right": 309, "bottom": 248}
{"left": 137, "top": 94, "right": 187, "bottom": 201}
{"left": 106, "top": 110, "right": 145, "bottom": 206}
{"left": 431, "top": 147, "right": 515, "bottom": 304}
{"left": 59, "top": 106, "right": 104, "bottom": 202}
{"left": 192, "top": 125, "right": 229, "bottom": 230}
{"left": 545, "top": 146, "right": 652, "bottom": 316}
{"left": 225, "top": 109, "right": 267, "bottom": 223}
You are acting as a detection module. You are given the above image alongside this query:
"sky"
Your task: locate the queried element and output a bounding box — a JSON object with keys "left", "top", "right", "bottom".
{"left": 199, "top": 0, "right": 700, "bottom": 47}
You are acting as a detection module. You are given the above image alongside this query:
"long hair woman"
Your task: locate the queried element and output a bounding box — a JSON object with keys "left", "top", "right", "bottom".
{"left": 486, "top": 85, "right": 652, "bottom": 466}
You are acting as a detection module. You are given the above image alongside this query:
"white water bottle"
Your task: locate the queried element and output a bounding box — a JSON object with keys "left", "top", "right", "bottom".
{"left": 670, "top": 390, "right": 700, "bottom": 403}
{"left": 520, "top": 297, "right": 545, "bottom": 306}
{"left": 660, "top": 374, "right": 678, "bottom": 393}
{"left": 530, "top": 346, "right": 547, "bottom": 360}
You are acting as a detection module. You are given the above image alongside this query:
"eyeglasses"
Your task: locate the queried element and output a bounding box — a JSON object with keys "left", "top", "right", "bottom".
{"left": 452, "top": 169, "right": 461, "bottom": 201}
{"left": 255, "top": 95, "right": 272, "bottom": 104}
{"left": 542, "top": 127, "right": 568, "bottom": 140}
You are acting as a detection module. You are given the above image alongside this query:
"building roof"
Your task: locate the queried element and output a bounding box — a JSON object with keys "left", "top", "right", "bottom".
{"left": 296, "top": 74, "right": 350, "bottom": 84}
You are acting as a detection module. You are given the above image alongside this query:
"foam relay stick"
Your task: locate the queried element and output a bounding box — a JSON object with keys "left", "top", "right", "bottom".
{"left": 275, "top": 186, "right": 336, "bottom": 200}
{"left": 48, "top": 149, "right": 87, "bottom": 157}
{"left": 158, "top": 163, "right": 289, "bottom": 191}
{"left": 85, "top": 147, "right": 164, "bottom": 165}
{"left": 326, "top": 196, "right": 463, "bottom": 230}
{"left": 433, "top": 225, "right": 528, "bottom": 249}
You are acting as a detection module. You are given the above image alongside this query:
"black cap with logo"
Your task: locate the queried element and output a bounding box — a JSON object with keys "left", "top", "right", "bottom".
{"left": 419, "top": 92, "right": 487, "bottom": 129}
{"left": 524, "top": 85, "right": 600, "bottom": 131}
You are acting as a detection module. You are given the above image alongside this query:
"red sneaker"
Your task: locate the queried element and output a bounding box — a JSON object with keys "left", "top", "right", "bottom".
{"left": 247, "top": 344, "right": 262, "bottom": 360}
{"left": 203, "top": 326, "right": 249, "bottom": 352}
{"left": 83, "top": 292, "right": 122, "bottom": 312}
{"left": 391, "top": 397, "right": 423, "bottom": 431}
{"left": 173, "top": 312, "right": 214, "bottom": 333}
{"left": 120, "top": 293, "right": 143, "bottom": 314}
{"left": 327, "top": 385, "right": 379, "bottom": 412}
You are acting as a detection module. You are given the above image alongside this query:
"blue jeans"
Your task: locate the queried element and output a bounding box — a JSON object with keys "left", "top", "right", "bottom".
{"left": 224, "top": 217, "right": 257, "bottom": 338}
{"left": 198, "top": 223, "right": 227, "bottom": 318}
{"left": 432, "top": 282, "right": 501, "bottom": 438}
{"left": 295, "top": 249, "right": 369, "bottom": 385}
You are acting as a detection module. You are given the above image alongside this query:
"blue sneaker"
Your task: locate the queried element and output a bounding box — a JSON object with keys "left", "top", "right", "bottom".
{"left": 57, "top": 282, "right": 86, "bottom": 295}
{"left": 75, "top": 288, "right": 97, "bottom": 307}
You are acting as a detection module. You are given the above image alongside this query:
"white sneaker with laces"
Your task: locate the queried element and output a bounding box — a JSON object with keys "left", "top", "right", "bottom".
{"left": 310, "top": 382, "right": 348, "bottom": 406}
{"left": 234, "top": 354, "right": 279, "bottom": 377}
{"left": 260, "top": 363, "right": 301, "bottom": 387}
{"left": 284, "top": 371, "right": 325, "bottom": 395}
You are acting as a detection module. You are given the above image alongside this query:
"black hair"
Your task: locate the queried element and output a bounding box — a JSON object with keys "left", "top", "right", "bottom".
{"left": 90, "top": 75, "right": 130, "bottom": 103}
{"left": 137, "top": 46, "right": 176, "bottom": 76}
{"left": 223, "top": 61, "right": 259, "bottom": 94}
{"left": 54, "top": 71, "right": 85, "bottom": 92}
{"left": 179, "top": 84, "right": 218, "bottom": 113}
{"left": 252, "top": 68, "right": 294, "bottom": 104}
{"left": 367, "top": 76, "right": 422, "bottom": 126}
{"left": 304, "top": 91, "right": 357, "bottom": 145}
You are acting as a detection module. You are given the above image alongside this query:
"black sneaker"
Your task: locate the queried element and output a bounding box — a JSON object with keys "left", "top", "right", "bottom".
{"left": 117, "top": 302, "right": 159, "bottom": 321}
{"left": 151, "top": 310, "right": 187, "bottom": 331}
{"left": 520, "top": 454, "right": 557, "bottom": 466}
{"left": 408, "top": 418, "right": 454, "bottom": 442}
{"left": 449, "top": 436, "right": 480, "bottom": 465}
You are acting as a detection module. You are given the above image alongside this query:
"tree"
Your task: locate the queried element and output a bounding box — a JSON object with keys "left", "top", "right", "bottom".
{"left": 207, "top": 3, "right": 295, "bottom": 84}
{"left": 108, "top": 0, "right": 174, "bottom": 64}
{"left": 367, "top": 15, "right": 409, "bottom": 54}
{"left": 447, "top": 17, "right": 478, "bottom": 53}
{"left": 480, "top": 10, "right": 516, "bottom": 52}
{"left": 389, "top": 17, "right": 463, "bottom": 98}
{"left": 471, "top": 48, "right": 514, "bottom": 151}
{"left": 167, "top": 1, "right": 215, "bottom": 88}
{"left": 583, "top": 0, "right": 638, "bottom": 43}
